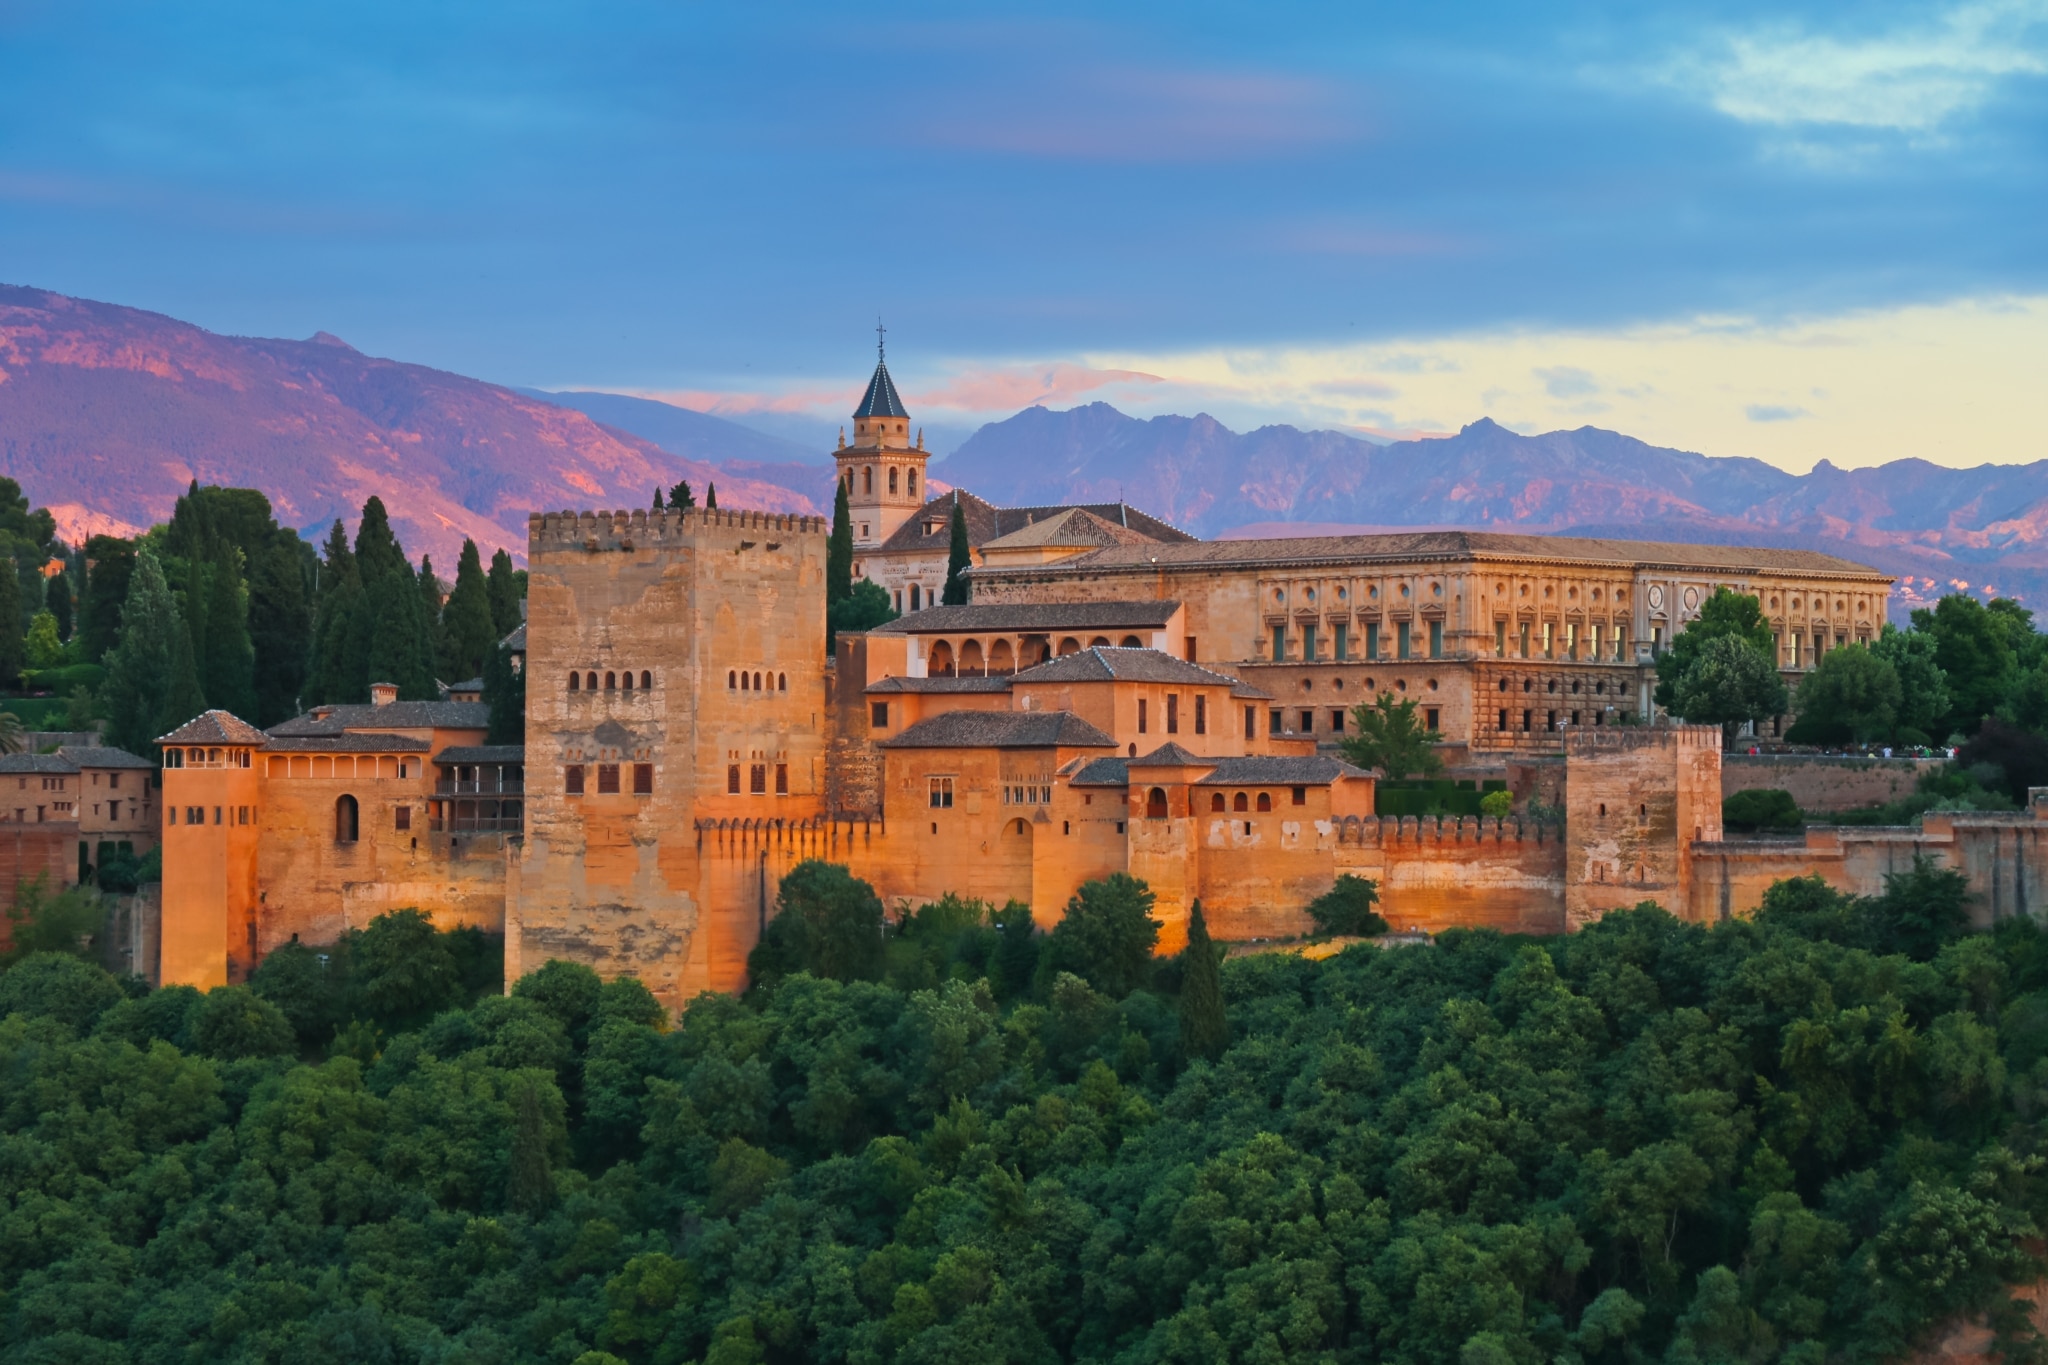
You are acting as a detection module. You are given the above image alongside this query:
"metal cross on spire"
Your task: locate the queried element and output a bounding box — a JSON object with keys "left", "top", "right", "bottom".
{"left": 876, "top": 317, "right": 886, "bottom": 363}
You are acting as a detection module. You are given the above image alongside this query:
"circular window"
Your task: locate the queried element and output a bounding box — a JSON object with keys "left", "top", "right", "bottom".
{"left": 1616, "top": 589, "right": 1627, "bottom": 602}
{"left": 1497, "top": 582, "right": 1507, "bottom": 595}
{"left": 1568, "top": 587, "right": 1578, "bottom": 601}
{"left": 1274, "top": 589, "right": 1285, "bottom": 603}
{"left": 1571, "top": 681, "right": 1581, "bottom": 694}
{"left": 1520, "top": 584, "right": 1530, "bottom": 598}
{"left": 1365, "top": 676, "right": 1376, "bottom": 690}
{"left": 1498, "top": 678, "right": 1509, "bottom": 692}
{"left": 1396, "top": 678, "right": 1408, "bottom": 692}
{"left": 1547, "top": 680, "right": 1558, "bottom": 694}
{"left": 1648, "top": 585, "right": 1665, "bottom": 610}
{"left": 1369, "top": 585, "right": 1379, "bottom": 600}
{"left": 1400, "top": 583, "right": 1411, "bottom": 598}
{"left": 1301, "top": 679, "right": 1313, "bottom": 692}
{"left": 1305, "top": 587, "right": 1316, "bottom": 602}
{"left": 1523, "top": 679, "right": 1533, "bottom": 692}
{"left": 1683, "top": 586, "right": 1701, "bottom": 611}
{"left": 1427, "top": 678, "right": 1439, "bottom": 691}
{"left": 1591, "top": 588, "right": 1602, "bottom": 601}
{"left": 1432, "top": 582, "right": 1443, "bottom": 597}
{"left": 1337, "top": 586, "right": 1348, "bottom": 600}
{"left": 1333, "top": 677, "right": 1345, "bottom": 691}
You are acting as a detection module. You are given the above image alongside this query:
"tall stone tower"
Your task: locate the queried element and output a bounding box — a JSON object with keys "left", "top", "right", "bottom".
{"left": 834, "top": 327, "right": 929, "bottom": 549}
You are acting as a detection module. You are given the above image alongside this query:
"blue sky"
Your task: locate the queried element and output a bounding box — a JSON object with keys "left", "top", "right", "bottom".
{"left": 3, "top": 1, "right": 2044, "bottom": 465}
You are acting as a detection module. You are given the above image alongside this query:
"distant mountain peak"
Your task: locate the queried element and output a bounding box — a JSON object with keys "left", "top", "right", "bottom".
{"left": 1461, "top": 416, "right": 1504, "bottom": 434}
{"left": 307, "top": 331, "right": 357, "bottom": 350}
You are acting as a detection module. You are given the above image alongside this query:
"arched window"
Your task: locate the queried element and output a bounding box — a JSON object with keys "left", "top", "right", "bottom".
{"left": 641, "top": 670, "right": 652, "bottom": 689}
{"left": 621, "top": 672, "right": 633, "bottom": 691}
{"left": 1090, "top": 636, "right": 1110, "bottom": 647}
{"left": 1210, "top": 792, "right": 1225, "bottom": 811}
{"left": 778, "top": 673, "right": 787, "bottom": 691}
{"left": 569, "top": 672, "right": 581, "bottom": 691}
{"left": 753, "top": 672, "right": 763, "bottom": 691}
{"left": 604, "top": 671, "right": 616, "bottom": 691}
{"left": 1147, "top": 788, "right": 1168, "bottom": 818}
{"left": 1120, "top": 635, "right": 1143, "bottom": 648}
{"left": 740, "top": 672, "right": 750, "bottom": 691}
{"left": 1256, "top": 792, "right": 1272, "bottom": 812}
{"left": 889, "top": 467, "right": 898, "bottom": 494}
{"left": 586, "top": 671, "right": 598, "bottom": 691}
{"left": 910, "top": 583, "right": 920, "bottom": 611}
{"left": 335, "top": 794, "right": 359, "bottom": 844}
{"left": 863, "top": 466, "right": 873, "bottom": 494}
{"left": 1233, "top": 792, "right": 1248, "bottom": 812}
{"left": 728, "top": 670, "right": 737, "bottom": 689}
{"left": 907, "top": 469, "right": 918, "bottom": 496}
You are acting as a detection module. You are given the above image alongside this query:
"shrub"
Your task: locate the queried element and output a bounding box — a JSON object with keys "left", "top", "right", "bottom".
{"left": 1723, "top": 788, "right": 1802, "bottom": 832}
{"left": 1480, "top": 789, "right": 1514, "bottom": 818}
{"left": 1304, "top": 875, "right": 1388, "bottom": 936}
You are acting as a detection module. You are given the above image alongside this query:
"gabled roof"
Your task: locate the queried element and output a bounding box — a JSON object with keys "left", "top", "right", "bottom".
{"left": 502, "top": 623, "right": 527, "bottom": 652}
{"left": 854, "top": 360, "right": 910, "bottom": 419}
{"left": 1130, "top": 742, "right": 1212, "bottom": 768}
{"left": 980, "top": 507, "right": 1160, "bottom": 552}
{"left": 269, "top": 700, "right": 491, "bottom": 737}
{"left": 873, "top": 600, "right": 1182, "bottom": 636}
{"left": 1069, "top": 757, "right": 1130, "bottom": 786}
{"left": 864, "top": 675, "right": 1014, "bottom": 695}
{"left": 57, "top": 746, "right": 154, "bottom": 770}
{"left": 880, "top": 710, "right": 1117, "bottom": 750}
{"left": 1012, "top": 647, "right": 1243, "bottom": 688}
{"left": 872, "top": 488, "right": 1195, "bottom": 557}
{"left": 158, "top": 710, "right": 269, "bottom": 747}
{"left": 1193, "top": 755, "right": 1373, "bottom": 785}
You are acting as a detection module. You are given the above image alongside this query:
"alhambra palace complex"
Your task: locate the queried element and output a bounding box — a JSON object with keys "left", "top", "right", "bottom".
{"left": 138, "top": 356, "right": 2048, "bottom": 1011}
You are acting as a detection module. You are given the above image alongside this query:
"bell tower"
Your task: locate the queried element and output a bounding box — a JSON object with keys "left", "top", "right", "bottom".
{"left": 834, "top": 322, "right": 930, "bottom": 549}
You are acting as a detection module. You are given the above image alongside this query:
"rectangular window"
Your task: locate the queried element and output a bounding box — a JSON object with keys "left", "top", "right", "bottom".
{"left": 1614, "top": 625, "right": 1627, "bottom": 661}
{"left": 1542, "top": 622, "right": 1554, "bottom": 658}
{"left": 775, "top": 763, "right": 788, "bottom": 795}
{"left": 1548, "top": 709, "right": 1558, "bottom": 731}
{"left": 1498, "top": 707, "right": 1508, "bottom": 731}
{"left": 1429, "top": 621, "right": 1443, "bottom": 658}
{"left": 1523, "top": 708, "right": 1532, "bottom": 732}
{"left": 1271, "top": 624, "right": 1286, "bottom": 662}
{"left": 1302, "top": 624, "right": 1318, "bottom": 661}
{"left": 1519, "top": 622, "right": 1531, "bottom": 658}
{"left": 1185, "top": 635, "right": 1198, "bottom": 660}
{"left": 1396, "top": 621, "right": 1411, "bottom": 660}
{"left": 929, "top": 776, "right": 954, "bottom": 809}
{"left": 727, "top": 764, "right": 741, "bottom": 794}
{"left": 1300, "top": 709, "right": 1315, "bottom": 733}
{"left": 1137, "top": 698, "right": 1148, "bottom": 733}
{"left": 213, "top": 806, "right": 222, "bottom": 825}
{"left": 1166, "top": 694, "right": 1179, "bottom": 734}
{"left": 633, "top": 763, "right": 654, "bottom": 794}
{"left": 1333, "top": 623, "right": 1348, "bottom": 660}
{"left": 1331, "top": 708, "right": 1346, "bottom": 732}
{"left": 566, "top": 765, "right": 585, "bottom": 795}
{"left": 110, "top": 773, "right": 121, "bottom": 790}
{"left": 1653, "top": 625, "right": 1665, "bottom": 655}
{"left": 1365, "top": 621, "right": 1380, "bottom": 659}
{"left": 1292, "top": 786, "right": 1307, "bottom": 806}
{"left": 1245, "top": 705, "right": 1256, "bottom": 741}
{"left": 1425, "top": 708, "right": 1440, "bottom": 732}
{"left": 1565, "top": 621, "right": 1578, "bottom": 661}
{"left": 1194, "top": 695, "right": 1207, "bottom": 735}
{"left": 395, "top": 805, "right": 411, "bottom": 831}
{"left": 1269, "top": 708, "right": 1282, "bottom": 736}
{"left": 1589, "top": 623, "right": 1603, "bottom": 659}
{"left": 1495, "top": 621, "right": 1506, "bottom": 657}
{"left": 871, "top": 701, "right": 889, "bottom": 728}
{"left": 749, "top": 763, "right": 766, "bottom": 794}
{"left": 167, "top": 808, "right": 176, "bottom": 826}
{"left": 597, "top": 763, "right": 621, "bottom": 794}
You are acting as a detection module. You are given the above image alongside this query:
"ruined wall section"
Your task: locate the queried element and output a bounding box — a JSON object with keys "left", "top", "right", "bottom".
{"left": 510, "top": 507, "right": 827, "bottom": 1010}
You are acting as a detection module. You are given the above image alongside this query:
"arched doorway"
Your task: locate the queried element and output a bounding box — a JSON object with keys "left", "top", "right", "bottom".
{"left": 960, "top": 640, "right": 986, "bottom": 676}
{"left": 988, "top": 639, "right": 1015, "bottom": 675}
{"left": 335, "top": 794, "right": 359, "bottom": 843}
{"left": 1146, "top": 787, "right": 1168, "bottom": 819}
{"left": 929, "top": 640, "right": 955, "bottom": 676}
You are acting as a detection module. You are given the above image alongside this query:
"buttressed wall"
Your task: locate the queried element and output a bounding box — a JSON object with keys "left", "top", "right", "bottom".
{"left": 511, "top": 508, "right": 828, "bottom": 1010}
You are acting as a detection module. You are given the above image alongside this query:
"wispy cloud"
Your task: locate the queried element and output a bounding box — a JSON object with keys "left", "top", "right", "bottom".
{"left": 1745, "top": 404, "right": 1810, "bottom": 422}
{"left": 1667, "top": 0, "right": 2048, "bottom": 132}
{"left": 1535, "top": 366, "right": 1599, "bottom": 399}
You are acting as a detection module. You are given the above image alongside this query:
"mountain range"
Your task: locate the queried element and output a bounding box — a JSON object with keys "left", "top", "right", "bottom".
{"left": 4, "top": 282, "right": 2047, "bottom": 616}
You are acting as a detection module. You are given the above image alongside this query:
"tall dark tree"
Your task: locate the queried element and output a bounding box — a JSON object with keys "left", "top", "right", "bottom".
{"left": 200, "top": 539, "right": 256, "bottom": 719}
{"left": 1177, "top": 899, "right": 1227, "bottom": 1060}
{"left": 827, "top": 478, "right": 854, "bottom": 608}
{"left": 487, "top": 548, "right": 523, "bottom": 637}
{"left": 441, "top": 539, "right": 498, "bottom": 682}
{"left": 667, "top": 481, "right": 695, "bottom": 511}
{"left": 100, "top": 548, "right": 205, "bottom": 756}
{"left": 305, "top": 520, "right": 361, "bottom": 705}
{"left": 78, "top": 535, "right": 137, "bottom": 664}
{"left": 652, "top": 487, "right": 665, "bottom": 510}
{"left": 704, "top": 482, "right": 718, "bottom": 510}
{"left": 248, "top": 537, "right": 312, "bottom": 726}
{"left": 344, "top": 500, "right": 434, "bottom": 700}
{"left": 45, "top": 568, "right": 73, "bottom": 643}
{"left": 0, "top": 556, "right": 21, "bottom": 687}
{"left": 417, "top": 553, "right": 446, "bottom": 683}
{"left": 942, "top": 498, "right": 972, "bottom": 605}
{"left": 482, "top": 641, "right": 525, "bottom": 745}
{"left": 1044, "top": 873, "right": 1158, "bottom": 997}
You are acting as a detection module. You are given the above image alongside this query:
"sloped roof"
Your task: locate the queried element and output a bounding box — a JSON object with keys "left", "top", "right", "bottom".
{"left": 873, "top": 488, "right": 1195, "bottom": 557}
{"left": 864, "top": 675, "right": 1014, "bottom": 695}
{"left": 57, "top": 746, "right": 154, "bottom": 770}
{"left": 854, "top": 360, "right": 910, "bottom": 419}
{"left": 502, "top": 624, "right": 527, "bottom": 652}
{"left": 970, "top": 529, "right": 1886, "bottom": 579}
{"left": 1012, "top": 647, "right": 1243, "bottom": 688}
{"left": 0, "top": 753, "right": 78, "bottom": 774}
{"left": 874, "top": 600, "right": 1182, "bottom": 636}
{"left": 435, "top": 745, "right": 526, "bottom": 765}
{"left": 264, "top": 734, "right": 433, "bottom": 753}
{"left": 1069, "top": 757, "right": 1130, "bottom": 786}
{"left": 1193, "top": 755, "right": 1373, "bottom": 785}
{"left": 880, "top": 710, "right": 1117, "bottom": 750}
{"left": 269, "top": 700, "right": 491, "bottom": 736}
{"left": 158, "top": 710, "right": 269, "bottom": 746}
{"left": 980, "top": 507, "right": 1160, "bottom": 552}
{"left": 1130, "top": 742, "right": 1212, "bottom": 768}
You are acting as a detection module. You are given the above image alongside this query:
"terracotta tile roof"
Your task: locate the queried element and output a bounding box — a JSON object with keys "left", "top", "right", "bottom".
{"left": 873, "top": 600, "right": 1181, "bottom": 635}
{"left": 56, "top": 745, "right": 154, "bottom": 770}
{"left": 880, "top": 710, "right": 1117, "bottom": 750}
{"left": 434, "top": 745, "right": 526, "bottom": 765}
{"left": 872, "top": 489, "right": 1194, "bottom": 557}
{"left": 157, "top": 710, "right": 269, "bottom": 746}
{"left": 1012, "top": 647, "right": 1244, "bottom": 688}
{"left": 1130, "top": 742, "right": 1211, "bottom": 767}
{"left": 264, "top": 734, "right": 432, "bottom": 753}
{"left": 980, "top": 507, "right": 1161, "bottom": 552}
{"left": 1193, "top": 755, "right": 1373, "bottom": 785}
{"left": 971, "top": 529, "right": 1887, "bottom": 579}
{"left": 1069, "top": 757, "right": 1130, "bottom": 786}
{"left": 269, "top": 700, "right": 491, "bottom": 736}
{"left": 864, "top": 675, "right": 1014, "bottom": 695}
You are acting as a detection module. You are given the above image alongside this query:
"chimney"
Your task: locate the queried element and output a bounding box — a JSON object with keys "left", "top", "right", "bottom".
{"left": 369, "top": 682, "right": 399, "bottom": 706}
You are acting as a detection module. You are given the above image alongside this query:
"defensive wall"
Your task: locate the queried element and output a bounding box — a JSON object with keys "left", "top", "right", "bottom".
{"left": 1720, "top": 753, "right": 1944, "bottom": 813}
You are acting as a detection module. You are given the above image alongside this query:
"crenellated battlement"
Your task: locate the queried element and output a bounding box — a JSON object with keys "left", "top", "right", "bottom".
{"left": 528, "top": 507, "right": 827, "bottom": 553}
{"left": 1564, "top": 724, "right": 1721, "bottom": 755}
{"left": 1334, "top": 813, "right": 1559, "bottom": 848}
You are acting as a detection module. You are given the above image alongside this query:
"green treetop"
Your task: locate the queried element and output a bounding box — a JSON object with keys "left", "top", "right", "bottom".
{"left": 942, "top": 498, "right": 971, "bottom": 605}
{"left": 827, "top": 478, "right": 853, "bottom": 607}
{"left": 1340, "top": 691, "right": 1443, "bottom": 779}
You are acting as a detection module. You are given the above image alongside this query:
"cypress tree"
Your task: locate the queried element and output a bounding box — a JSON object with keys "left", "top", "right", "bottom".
{"left": 827, "top": 478, "right": 853, "bottom": 607}
{"left": 305, "top": 520, "right": 360, "bottom": 705}
{"left": 101, "top": 548, "right": 206, "bottom": 755}
{"left": 78, "top": 535, "right": 137, "bottom": 664}
{"left": 704, "top": 483, "right": 717, "bottom": 510}
{"left": 483, "top": 640, "right": 525, "bottom": 745}
{"left": 667, "top": 481, "right": 695, "bottom": 510}
{"left": 487, "top": 549, "right": 522, "bottom": 637}
{"left": 201, "top": 539, "right": 256, "bottom": 718}
{"left": 1178, "top": 899, "right": 1227, "bottom": 1061}
{"left": 181, "top": 552, "right": 210, "bottom": 701}
{"left": 417, "top": 554, "right": 446, "bottom": 684}
{"left": 652, "top": 487, "right": 664, "bottom": 510}
{"left": 441, "top": 539, "right": 498, "bottom": 682}
{"left": 46, "top": 569, "right": 73, "bottom": 642}
{"left": 249, "top": 537, "right": 312, "bottom": 726}
{"left": 508, "top": 1078, "right": 557, "bottom": 1212}
{"left": 0, "top": 561, "right": 21, "bottom": 686}
{"left": 942, "top": 498, "right": 972, "bottom": 605}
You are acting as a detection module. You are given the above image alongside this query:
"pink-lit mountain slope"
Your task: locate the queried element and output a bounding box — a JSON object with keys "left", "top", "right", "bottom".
{"left": 0, "top": 285, "right": 819, "bottom": 563}
{"left": 936, "top": 406, "right": 2048, "bottom": 615}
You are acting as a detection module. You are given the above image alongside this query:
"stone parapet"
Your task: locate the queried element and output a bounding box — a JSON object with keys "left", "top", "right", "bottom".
{"left": 529, "top": 508, "right": 825, "bottom": 553}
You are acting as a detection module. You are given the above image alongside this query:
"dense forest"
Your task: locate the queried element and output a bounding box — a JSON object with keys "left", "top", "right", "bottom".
{"left": 5, "top": 861, "right": 2048, "bottom": 1363}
